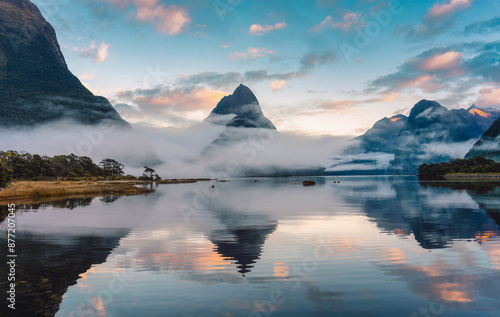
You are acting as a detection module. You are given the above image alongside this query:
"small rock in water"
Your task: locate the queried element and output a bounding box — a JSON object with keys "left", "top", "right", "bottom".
{"left": 302, "top": 180, "right": 316, "bottom": 186}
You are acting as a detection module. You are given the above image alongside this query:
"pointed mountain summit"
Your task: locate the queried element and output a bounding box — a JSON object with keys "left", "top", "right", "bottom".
{"left": 205, "top": 84, "right": 276, "bottom": 129}
{"left": 0, "top": 0, "right": 126, "bottom": 126}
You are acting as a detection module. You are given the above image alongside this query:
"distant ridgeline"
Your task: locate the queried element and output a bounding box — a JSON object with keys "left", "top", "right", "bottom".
{"left": 418, "top": 156, "right": 500, "bottom": 179}
{"left": 331, "top": 100, "right": 500, "bottom": 175}
{"left": 0, "top": 0, "right": 127, "bottom": 126}
{"left": 0, "top": 150, "right": 128, "bottom": 187}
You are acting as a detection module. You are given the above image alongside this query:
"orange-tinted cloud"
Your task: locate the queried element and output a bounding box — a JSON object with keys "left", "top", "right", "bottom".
{"left": 426, "top": 0, "right": 473, "bottom": 18}
{"left": 315, "top": 100, "right": 356, "bottom": 111}
{"left": 101, "top": 0, "right": 190, "bottom": 35}
{"left": 366, "top": 91, "right": 401, "bottom": 103}
{"left": 114, "top": 86, "right": 227, "bottom": 127}
{"left": 477, "top": 86, "right": 500, "bottom": 107}
{"left": 270, "top": 80, "right": 286, "bottom": 92}
{"left": 420, "top": 51, "right": 462, "bottom": 72}
{"left": 401, "top": 74, "right": 444, "bottom": 92}
{"left": 133, "top": 87, "right": 226, "bottom": 111}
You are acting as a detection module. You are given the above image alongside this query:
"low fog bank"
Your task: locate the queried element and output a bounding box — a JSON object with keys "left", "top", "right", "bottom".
{"left": 0, "top": 120, "right": 350, "bottom": 178}
{"left": 0, "top": 120, "right": 160, "bottom": 170}
{"left": 327, "top": 152, "right": 395, "bottom": 174}
{"left": 133, "top": 124, "right": 351, "bottom": 178}
{"left": 0, "top": 119, "right": 482, "bottom": 178}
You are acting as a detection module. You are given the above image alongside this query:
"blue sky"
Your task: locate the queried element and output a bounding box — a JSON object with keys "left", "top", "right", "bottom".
{"left": 32, "top": 0, "right": 500, "bottom": 135}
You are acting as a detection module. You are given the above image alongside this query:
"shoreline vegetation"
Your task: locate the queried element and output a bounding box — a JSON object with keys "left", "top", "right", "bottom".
{"left": 0, "top": 150, "right": 214, "bottom": 202}
{"left": 443, "top": 174, "right": 500, "bottom": 180}
{"left": 418, "top": 156, "right": 500, "bottom": 179}
{"left": 0, "top": 180, "right": 152, "bottom": 202}
{"left": 0, "top": 179, "right": 215, "bottom": 203}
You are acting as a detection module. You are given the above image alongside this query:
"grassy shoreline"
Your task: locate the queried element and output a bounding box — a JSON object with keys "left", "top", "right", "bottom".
{"left": 0, "top": 180, "right": 153, "bottom": 202}
{"left": 0, "top": 178, "right": 214, "bottom": 203}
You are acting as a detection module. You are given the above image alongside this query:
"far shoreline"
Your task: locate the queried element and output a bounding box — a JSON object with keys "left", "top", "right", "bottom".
{"left": 0, "top": 179, "right": 213, "bottom": 204}
{"left": 443, "top": 173, "right": 500, "bottom": 180}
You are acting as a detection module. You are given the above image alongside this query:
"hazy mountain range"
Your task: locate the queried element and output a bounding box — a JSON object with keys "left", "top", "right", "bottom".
{"left": 1, "top": 0, "right": 500, "bottom": 175}
{"left": 332, "top": 100, "right": 500, "bottom": 175}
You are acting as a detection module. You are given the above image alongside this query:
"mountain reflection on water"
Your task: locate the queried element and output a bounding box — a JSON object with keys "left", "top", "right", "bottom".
{"left": 0, "top": 177, "right": 499, "bottom": 316}
{"left": 209, "top": 211, "right": 277, "bottom": 276}
{"left": 338, "top": 178, "right": 500, "bottom": 249}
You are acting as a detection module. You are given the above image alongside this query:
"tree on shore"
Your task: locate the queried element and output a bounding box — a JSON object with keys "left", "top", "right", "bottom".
{"left": 143, "top": 166, "right": 155, "bottom": 179}
{"left": 143, "top": 166, "right": 160, "bottom": 180}
{"left": 99, "top": 159, "right": 125, "bottom": 177}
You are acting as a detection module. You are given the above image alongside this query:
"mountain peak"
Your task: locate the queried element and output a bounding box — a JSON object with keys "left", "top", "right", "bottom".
{"left": 210, "top": 84, "right": 260, "bottom": 117}
{"left": 409, "top": 99, "right": 443, "bottom": 118}
{"left": 467, "top": 104, "right": 478, "bottom": 111}
{"left": 205, "top": 85, "right": 276, "bottom": 129}
{"left": 0, "top": 0, "right": 126, "bottom": 126}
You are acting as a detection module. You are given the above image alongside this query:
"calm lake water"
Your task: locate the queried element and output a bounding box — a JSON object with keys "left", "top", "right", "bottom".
{"left": 2, "top": 176, "right": 500, "bottom": 317}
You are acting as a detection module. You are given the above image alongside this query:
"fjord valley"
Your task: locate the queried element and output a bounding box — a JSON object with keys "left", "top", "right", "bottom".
{"left": 2, "top": 0, "right": 500, "bottom": 316}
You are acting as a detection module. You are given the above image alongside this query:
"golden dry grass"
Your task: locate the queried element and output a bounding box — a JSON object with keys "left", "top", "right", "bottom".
{"left": 0, "top": 181, "right": 152, "bottom": 201}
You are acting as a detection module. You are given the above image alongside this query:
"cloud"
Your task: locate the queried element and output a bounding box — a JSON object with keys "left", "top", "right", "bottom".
{"left": 176, "top": 70, "right": 299, "bottom": 90}
{"left": 463, "top": 16, "right": 500, "bottom": 35}
{"left": 228, "top": 47, "right": 275, "bottom": 61}
{"left": 0, "top": 120, "right": 160, "bottom": 168}
{"left": 309, "top": 13, "right": 362, "bottom": 33}
{"left": 426, "top": 0, "right": 473, "bottom": 18}
{"left": 299, "top": 50, "right": 337, "bottom": 71}
{"left": 365, "top": 91, "right": 401, "bottom": 103}
{"left": 315, "top": 100, "right": 357, "bottom": 111}
{"left": 420, "top": 51, "right": 462, "bottom": 72}
{"left": 136, "top": 4, "right": 190, "bottom": 35}
{"left": 98, "top": 0, "right": 190, "bottom": 35}
{"left": 400, "top": 75, "right": 444, "bottom": 92}
{"left": 113, "top": 86, "right": 227, "bottom": 127}
{"left": 78, "top": 73, "right": 96, "bottom": 89}
{"left": 270, "top": 80, "right": 286, "bottom": 92}
{"left": 78, "top": 73, "right": 96, "bottom": 81}
{"left": 476, "top": 86, "right": 500, "bottom": 107}
{"left": 80, "top": 42, "right": 111, "bottom": 63}
{"left": 368, "top": 41, "right": 500, "bottom": 96}
{"left": 312, "top": 92, "right": 401, "bottom": 114}
{"left": 394, "top": 0, "right": 473, "bottom": 41}
{"left": 249, "top": 22, "right": 286, "bottom": 35}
